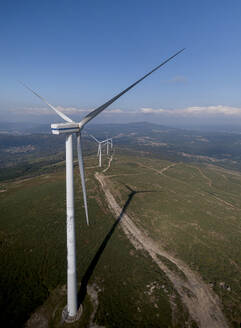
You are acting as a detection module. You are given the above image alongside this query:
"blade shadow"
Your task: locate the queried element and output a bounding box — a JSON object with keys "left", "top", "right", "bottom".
{"left": 77, "top": 185, "right": 159, "bottom": 307}
{"left": 123, "top": 183, "right": 159, "bottom": 195}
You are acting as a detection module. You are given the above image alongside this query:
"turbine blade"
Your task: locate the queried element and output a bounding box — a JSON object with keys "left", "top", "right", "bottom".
{"left": 80, "top": 48, "right": 185, "bottom": 127}
{"left": 90, "top": 135, "right": 100, "bottom": 143}
{"left": 124, "top": 184, "right": 134, "bottom": 192}
{"left": 76, "top": 133, "right": 89, "bottom": 225}
{"left": 20, "top": 81, "right": 73, "bottom": 123}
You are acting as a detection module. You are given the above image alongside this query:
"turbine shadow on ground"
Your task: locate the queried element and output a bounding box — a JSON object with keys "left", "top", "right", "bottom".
{"left": 77, "top": 184, "right": 160, "bottom": 307}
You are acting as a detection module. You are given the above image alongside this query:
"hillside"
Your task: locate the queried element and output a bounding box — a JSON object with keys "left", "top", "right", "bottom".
{"left": 1, "top": 123, "right": 241, "bottom": 327}
{"left": 1, "top": 149, "right": 241, "bottom": 327}
{"left": 98, "top": 153, "right": 241, "bottom": 326}
{"left": 0, "top": 154, "right": 181, "bottom": 328}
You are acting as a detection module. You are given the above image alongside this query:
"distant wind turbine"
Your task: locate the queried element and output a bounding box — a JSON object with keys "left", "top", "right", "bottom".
{"left": 105, "top": 137, "right": 113, "bottom": 155}
{"left": 21, "top": 48, "right": 184, "bottom": 322}
{"left": 90, "top": 135, "right": 109, "bottom": 167}
{"left": 109, "top": 138, "right": 113, "bottom": 150}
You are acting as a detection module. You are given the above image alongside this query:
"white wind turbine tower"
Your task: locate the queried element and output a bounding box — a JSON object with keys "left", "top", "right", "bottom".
{"left": 109, "top": 138, "right": 113, "bottom": 151}
{"left": 106, "top": 139, "right": 109, "bottom": 155}
{"left": 22, "top": 48, "right": 184, "bottom": 321}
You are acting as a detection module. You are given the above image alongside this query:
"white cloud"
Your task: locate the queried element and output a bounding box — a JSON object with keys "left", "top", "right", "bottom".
{"left": 10, "top": 106, "right": 89, "bottom": 116}
{"left": 141, "top": 108, "right": 165, "bottom": 114}
{"left": 104, "top": 108, "right": 124, "bottom": 114}
{"left": 9, "top": 106, "right": 129, "bottom": 117}
{"left": 56, "top": 106, "right": 89, "bottom": 114}
{"left": 11, "top": 104, "right": 241, "bottom": 119}
{"left": 140, "top": 105, "right": 241, "bottom": 116}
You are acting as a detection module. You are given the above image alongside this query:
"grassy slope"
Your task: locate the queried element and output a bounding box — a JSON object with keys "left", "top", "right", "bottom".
{"left": 105, "top": 154, "right": 241, "bottom": 327}
{"left": 0, "top": 156, "right": 190, "bottom": 328}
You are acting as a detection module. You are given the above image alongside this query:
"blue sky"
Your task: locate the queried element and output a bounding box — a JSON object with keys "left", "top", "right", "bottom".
{"left": 1, "top": 0, "right": 241, "bottom": 127}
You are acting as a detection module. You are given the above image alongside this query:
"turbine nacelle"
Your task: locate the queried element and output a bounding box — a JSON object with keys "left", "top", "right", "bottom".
{"left": 51, "top": 122, "right": 80, "bottom": 135}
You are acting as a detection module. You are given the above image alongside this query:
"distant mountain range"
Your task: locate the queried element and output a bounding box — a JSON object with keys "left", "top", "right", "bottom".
{"left": 1, "top": 120, "right": 241, "bottom": 135}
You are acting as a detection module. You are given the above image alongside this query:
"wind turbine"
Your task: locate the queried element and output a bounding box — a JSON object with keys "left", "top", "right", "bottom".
{"left": 109, "top": 138, "right": 113, "bottom": 150}
{"left": 22, "top": 48, "right": 184, "bottom": 321}
{"left": 90, "top": 135, "right": 108, "bottom": 167}
{"left": 102, "top": 137, "right": 112, "bottom": 156}
{"left": 105, "top": 137, "right": 112, "bottom": 155}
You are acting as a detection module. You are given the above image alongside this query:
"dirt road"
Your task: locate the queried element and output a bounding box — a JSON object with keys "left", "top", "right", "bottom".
{"left": 102, "top": 155, "right": 113, "bottom": 173}
{"left": 95, "top": 172, "right": 229, "bottom": 328}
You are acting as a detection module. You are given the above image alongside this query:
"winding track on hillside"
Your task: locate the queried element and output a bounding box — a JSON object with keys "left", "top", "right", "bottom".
{"left": 102, "top": 155, "right": 113, "bottom": 173}
{"left": 141, "top": 162, "right": 240, "bottom": 210}
{"left": 95, "top": 161, "right": 229, "bottom": 328}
